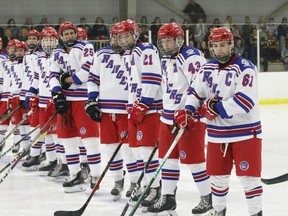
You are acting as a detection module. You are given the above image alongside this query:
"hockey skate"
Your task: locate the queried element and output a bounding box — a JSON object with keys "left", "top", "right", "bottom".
{"left": 90, "top": 175, "right": 100, "bottom": 190}
{"left": 206, "top": 207, "right": 226, "bottom": 216}
{"left": 48, "top": 163, "right": 69, "bottom": 181}
{"left": 12, "top": 143, "right": 20, "bottom": 154}
{"left": 126, "top": 182, "right": 137, "bottom": 197}
{"left": 192, "top": 193, "right": 213, "bottom": 215}
{"left": 111, "top": 178, "right": 124, "bottom": 201}
{"left": 38, "top": 159, "right": 57, "bottom": 176}
{"left": 80, "top": 163, "right": 90, "bottom": 180}
{"left": 63, "top": 170, "right": 86, "bottom": 193}
{"left": 147, "top": 194, "right": 178, "bottom": 216}
{"left": 22, "top": 155, "right": 41, "bottom": 170}
{"left": 141, "top": 186, "right": 161, "bottom": 212}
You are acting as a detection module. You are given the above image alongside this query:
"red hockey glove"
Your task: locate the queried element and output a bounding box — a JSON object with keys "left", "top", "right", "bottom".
{"left": 8, "top": 96, "right": 18, "bottom": 110}
{"left": 174, "top": 109, "right": 194, "bottom": 130}
{"left": 199, "top": 98, "right": 219, "bottom": 121}
{"left": 29, "top": 96, "right": 39, "bottom": 113}
{"left": 130, "top": 100, "right": 149, "bottom": 125}
{"left": 45, "top": 99, "right": 56, "bottom": 115}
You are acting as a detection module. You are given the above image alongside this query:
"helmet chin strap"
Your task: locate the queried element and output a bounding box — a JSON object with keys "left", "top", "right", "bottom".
{"left": 64, "top": 40, "right": 77, "bottom": 48}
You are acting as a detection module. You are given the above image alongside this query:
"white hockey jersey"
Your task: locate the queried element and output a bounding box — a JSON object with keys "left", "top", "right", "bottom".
{"left": 29, "top": 51, "right": 53, "bottom": 108}
{"left": 9, "top": 61, "right": 23, "bottom": 96}
{"left": 185, "top": 56, "right": 262, "bottom": 143}
{"left": 0, "top": 58, "right": 13, "bottom": 102}
{"left": 123, "top": 42, "right": 162, "bottom": 114}
{"left": 49, "top": 41, "right": 93, "bottom": 101}
{"left": 20, "top": 49, "right": 44, "bottom": 100}
{"left": 87, "top": 46, "right": 128, "bottom": 114}
{"left": 161, "top": 46, "right": 206, "bottom": 125}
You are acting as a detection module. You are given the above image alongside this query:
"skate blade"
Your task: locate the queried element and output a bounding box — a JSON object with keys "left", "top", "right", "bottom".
{"left": 21, "top": 166, "right": 39, "bottom": 171}
{"left": 48, "top": 176, "right": 69, "bottom": 182}
{"left": 39, "top": 171, "right": 49, "bottom": 176}
{"left": 202, "top": 209, "right": 215, "bottom": 216}
{"left": 148, "top": 210, "right": 178, "bottom": 216}
{"left": 142, "top": 206, "right": 148, "bottom": 213}
{"left": 64, "top": 185, "right": 86, "bottom": 193}
{"left": 113, "top": 194, "right": 121, "bottom": 201}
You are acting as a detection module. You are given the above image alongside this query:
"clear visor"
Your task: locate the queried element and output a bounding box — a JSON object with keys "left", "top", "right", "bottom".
{"left": 117, "top": 31, "right": 137, "bottom": 50}
{"left": 157, "top": 37, "right": 184, "bottom": 56}
{"left": 41, "top": 37, "right": 58, "bottom": 54}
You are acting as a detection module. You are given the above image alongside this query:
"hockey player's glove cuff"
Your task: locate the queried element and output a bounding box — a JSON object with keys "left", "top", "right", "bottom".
{"left": 85, "top": 98, "right": 102, "bottom": 122}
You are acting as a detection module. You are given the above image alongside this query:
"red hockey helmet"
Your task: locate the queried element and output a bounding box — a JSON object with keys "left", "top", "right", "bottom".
{"left": 208, "top": 27, "right": 234, "bottom": 63}
{"left": 58, "top": 21, "right": 77, "bottom": 36}
{"left": 157, "top": 22, "right": 184, "bottom": 55}
{"left": 41, "top": 27, "right": 58, "bottom": 39}
{"left": 27, "top": 29, "right": 41, "bottom": 39}
{"left": 117, "top": 19, "right": 140, "bottom": 50}
{"left": 77, "top": 27, "right": 88, "bottom": 41}
{"left": 15, "top": 41, "right": 28, "bottom": 51}
{"left": 157, "top": 22, "right": 184, "bottom": 39}
{"left": 7, "top": 39, "right": 20, "bottom": 48}
{"left": 41, "top": 27, "right": 59, "bottom": 54}
{"left": 110, "top": 22, "right": 123, "bottom": 53}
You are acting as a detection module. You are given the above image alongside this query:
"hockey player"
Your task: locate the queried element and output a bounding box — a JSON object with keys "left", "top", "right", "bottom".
{"left": 77, "top": 27, "right": 88, "bottom": 41}
{"left": 85, "top": 22, "right": 139, "bottom": 200}
{"left": 174, "top": 27, "right": 263, "bottom": 216}
{"left": 148, "top": 22, "right": 212, "bottom": 215}
{"left": 7, "top": 41, "right": 31, "bottom": 153}
{"left": 22, "top": 27, "right": 60, "bottom": 173}
{"left": 117, "top": 19, "right": 162, "bottom": 208}
{"left": 49, "top": 21, "right": 101, "bottom": 193}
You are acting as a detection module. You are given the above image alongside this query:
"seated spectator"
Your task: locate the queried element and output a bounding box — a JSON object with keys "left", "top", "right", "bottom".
{"left": 23, "top": 17, "right": 34, "bottom": 29}
{"left": 78, "top": 17, "right": 92, "bottom": 39}
{"left": 181, "top": 19, "right": 195, "bottom": 44}
{"left": 112, "top": 17, "right": 118, "bottom": 25}
{"left": 281, "top": 42, "right": 288, "bottom": 70}
{"left": 170, "top": 18, "right": 176, "bottom": 23}
{"left": 54, "top": 17, "right": 65, "bottom": 31}
{"left": 277, "top": 17, "right": 288, "bottom": 53}
{"left": 209, "top": 18, "right": 221, "bottom": 29}
{"left": 91, "top": 17, "right": 109, "bottom": 40}
{"left": 150, "top": 16, "right": 162, "bottom": 46}
{"left": 242, "top": 16, "right": 255, "bottom": 46}
{"left": 267, "top": 17, "right": 278, "bottom": 37}
{"left": 194, "top": 17, "right": 207, "bottom": 48}
{"left": 198, "top": 40, "right": 210, "bottom": 59}
{"left": 19, "top": 26, "right": 29, "bottom": 41}
{"left": 265, "top": 30, "right": 279, "bottom": 62}
{"left": 139, "top": 16, "right": 149, "bottom": 42}
{"left": 36, "top": 15, "right": 50, "bottom": 32}
{"left": 234, "top": 38, "right": 245, "bottom": 57}
{"left": 183, "top": 0, "right": 206, "bottom": 23}
{"left": 224, "top": 15, "right": 234, "bottom": 30}
{"left": 2, "top": 28, "right": 14, "bottom": 47}
{"left": 7, "top": 18, "right": 19, "bottom": 39}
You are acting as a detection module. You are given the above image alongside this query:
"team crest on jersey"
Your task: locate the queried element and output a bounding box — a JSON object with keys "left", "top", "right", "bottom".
{"left": 239, "top": 161, "right": 249, "bottom": 171}
{"left": 241, "top": 59, "right": 250, "bottom": 67}
{"left": 180, "top": 150, "right": 186, "bottom": 159}
{"left": 120, "top": 131, "right": 126, "bottom": 139}
{"left": 186, "top": 49, "right": 195, "bottom": 56}
{"left": 80, "top": 127, "right": 86, "bottom": 135}
{"left": 11, "top": 116, "right": 15, "bottom": 122}
{"left": 136, "top": 131, "right": 143, "bottom": 141}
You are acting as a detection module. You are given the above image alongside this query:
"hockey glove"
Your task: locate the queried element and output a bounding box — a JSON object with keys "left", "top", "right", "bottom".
{"left": 130, "top": 100, "right": 149, "bottom": 125}
{"left": 29, "top": 96, "right": 39, "bottom": 113}
{"left": 52, "top": 92, "right": 69, "bottom": 114}
{"left": 174, "top": 109, "right": 194, "bottom": 130}
{"left": 59, "top": 72, "right": 72, "bottom": 90}
{"left": 45, "top": 99, "right": 56, "bottom": 115}
{"left": 199, "top": 98, "right": 219, "bottom": 121}
{"left": 84, "top": 98, "right": 102, "bottom": 122}
{"left": 19, "top": 99, "right": 27, "bottom": 109}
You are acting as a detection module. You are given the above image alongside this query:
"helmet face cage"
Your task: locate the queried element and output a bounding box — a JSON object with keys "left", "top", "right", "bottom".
{"left": 157, "top": 22, "right": 184, "bottom": 56}
{"left": 117, "top": 19, "right": 139, "bottom": 50}
{"left": 208, "top": 27, "right": 234, "bottom": 63}
{"left": 41, "top": 37, "right": 59, "bottom": 54}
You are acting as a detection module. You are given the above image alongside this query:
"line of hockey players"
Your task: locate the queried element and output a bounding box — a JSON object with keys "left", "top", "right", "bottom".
{"left": 0, "top": 19, "right": 263, "bottom": 216}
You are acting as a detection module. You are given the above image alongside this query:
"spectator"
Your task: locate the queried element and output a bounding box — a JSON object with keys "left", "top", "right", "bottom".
{"left": 2, "top": 28, "right": 14, "bottom": 47}
{"left": 265, "top": 30, "right": 279, "bottom": 62}
{"left": 139, "top": 16, "right": 149, "bottom": 42}
{"left": 209, "top": 18, "right": 221, "bottom": 29}
{"left": 169, "top": 18, "right": 176, "bottom": 23}
{"left": 198, "top": 40, "right": 210, "bottom": 59}
{"left": 91, "top": 17, "right": 109, "bottom": 40}
{"left": 19, "top": 26, "right": 29, "bottom": 41}
{"left": 150, "top": 16, "right": 162, "bottom": 46}
{"left": 7, "top": 18, "right": 19, "bottom": 39}
{"left": 267, "top": 17, "right": 278, "bottom": 37}
{"left": 223, "top": 15, "right": 234, "bottom": 30}
{"left": 281, "top": 42, "right": 288, "bottom": 70}
{"left": 194, "top": 17, "right": 208, "bottom": 48}
{"left": 183, "top": 0, "right": 206, "bottom": 23}
{"left": 182, "top": 19, "right": 195, "bottom": 44}
{"left": 23, "top": 16, "right": 34, "bottom": 30}
{"left": 54, "top": 17, "right": 65, "bottom": 31}
{"left": 277, "top": 17, "right": 288, "bottom": 53}
{"left": 112, "top": 17, "right": 118, "bottom": 24}
{"left": 37, "top": 15, "right": 50, "bottom": 32}
{"left": 234, "top": 38, "right": 245, "bottom": 57}
{"left": 242, "top": 16, "right": 255, "bottom": 46}
{"left": 78, "top": 17, "right": 92, "bottom": 39}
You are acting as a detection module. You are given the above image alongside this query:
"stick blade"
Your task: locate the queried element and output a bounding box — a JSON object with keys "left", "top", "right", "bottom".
{"left": 261, "top": 173, "right": 288, "bottom": 185}
{"left": 54, "top": 210, "right": 81, "bottom": 216}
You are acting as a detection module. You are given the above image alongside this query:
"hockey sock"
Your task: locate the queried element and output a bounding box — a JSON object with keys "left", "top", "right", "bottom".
{"left": 161, "top": 158, "right": 179, "bottom": 195}
{"left": 82, "top": 137, "right": 101, "bottom": 177}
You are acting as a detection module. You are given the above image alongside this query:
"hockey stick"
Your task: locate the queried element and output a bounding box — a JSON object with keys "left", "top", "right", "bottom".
{"left": 0, "top": 109, "right": 33, "bottom": 148}
{"left": 261, "top": 173, "right": 288, "bottom": 185}
{"left": 0, "top": 112, "right": 57, "bottom": 182}
{"left": 0, "top": 125, "right": 40, "bottom": 159}
{"left": 120, "top": 143, "right": 159, "bottom": 216}
{"left": 0, "top": 107, "right": 11, "bottom": 118}
{"left": 128, "top": 128, "right": 185, "bottom": 216}
{"left": 54, "top": 131, "right": 129, "bottom": 216}
{"left": 0, "top": 106, "right": 21, "bottom": 124}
